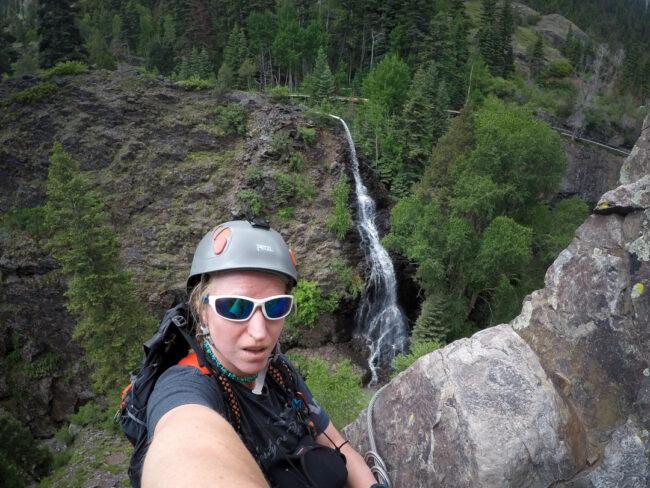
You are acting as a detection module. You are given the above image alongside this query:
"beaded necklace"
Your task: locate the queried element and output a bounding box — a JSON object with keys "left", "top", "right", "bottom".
{"left": 203, "top": 340, "right": 259, "bottom": 383}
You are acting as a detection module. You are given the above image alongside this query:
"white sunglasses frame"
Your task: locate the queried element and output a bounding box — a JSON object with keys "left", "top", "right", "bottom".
{"left": 202, "top": 294, "right": 294, "bottom": 322}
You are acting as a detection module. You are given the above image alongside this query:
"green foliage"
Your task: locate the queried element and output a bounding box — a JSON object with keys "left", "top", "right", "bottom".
{"left": 1, "top": 205, "right": 49, "bottom": 237}
{"left": 392, "top": 341, "right": 441, "bottom": 378}
{"left": 386, "top": 97, "right": 570, "bottom": 335}
{"left": 45, "top": 143, "right": 155, "bottom": 396}
{"left": 179, "top": 47, "right": 212, "bottom": 81}
{"left": 69, "top": 403, "right": 105, "bottom": 427}
{"left": 290, "top": 278, "right": 337, "bottom": 327}
{"left": 177, "top": 75, "right": 213, "bottom": 91}
{"left": 297, "top": 126, "right": 316, "bottom": 144}
{"left": 330, "top": 257, "right": 363, "bottom": 302}
{"left": 1, "top": 82, "right": 56, "bottom": 106}
{"left": 43, "top": 60, "right": 88, "bottom": 79}
{"left": 277, "top": 207, "right": 293, "bottom": 219}
{"left": 245, "top": 164, "right": 264, "bottom": 184}
{"left": 271, "top": 130, "right": 293, "bottom": 157}
{"left": 0, "top": 412, "right": 53, "bottom": 487}
{"left": 293, "top": 174, "right": 315, "bottom": 203}
{"left": 24, "top": 352, "right": 60, "bottom": 379}
{"left": 237, "top": 188, "right": 263, "bottom": 216}
{"left": 361, "top": 53, "right": 411, "bottom": 116}
{"left": 37, "top": 0, "right": 86, "bottom": 69}
{"left": 412, "top": 295, "right": 447, "bottom": 345}
{"left": 546, "top": 59, "right": 573, "bottom": 78}
{"left": 301, "top": 358, "right": 366, "bottom": 430}
{"left": 215, "top": 103, "right": 248, "bottom": 135}
{"left": 311, "top": 47, "right": 334, "bottom": 102}
{"left": 288, "top": 152, "right": 305, "bottom": 172}
{"left": 272, "top": 172, "right": 294, "bottom": 205}
{"left": 326, "top": 174, "right": 351, "bottom": 239}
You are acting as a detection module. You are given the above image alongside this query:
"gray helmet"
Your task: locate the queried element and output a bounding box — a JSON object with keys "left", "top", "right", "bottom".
{"left": 187, "top": 220, "right": 297, "bottom": 292}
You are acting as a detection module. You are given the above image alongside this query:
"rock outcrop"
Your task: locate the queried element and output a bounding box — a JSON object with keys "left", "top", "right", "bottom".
{"left": 343, "top": 112, "right": 650, "bottom": 487}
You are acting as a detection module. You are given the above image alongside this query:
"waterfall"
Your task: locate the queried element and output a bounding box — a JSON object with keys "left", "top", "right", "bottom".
{"left": 330, "top": 115, "right": 409, "bottom": 384}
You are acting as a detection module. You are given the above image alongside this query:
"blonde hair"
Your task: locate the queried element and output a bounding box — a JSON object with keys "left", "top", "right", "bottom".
{"left": 188, "top": 273, "right": 213, "bottom": 337}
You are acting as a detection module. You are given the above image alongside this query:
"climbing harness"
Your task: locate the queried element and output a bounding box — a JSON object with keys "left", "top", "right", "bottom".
{"left": 364, "top": 384, "right": 392, "bottom": 488}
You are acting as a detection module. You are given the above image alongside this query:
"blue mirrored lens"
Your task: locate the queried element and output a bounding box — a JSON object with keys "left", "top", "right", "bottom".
{"left": 214, "top": 297, "right": 254, "bottom": 320}
{"left": 264, "top": 297, "right": 292, "bottom": 319}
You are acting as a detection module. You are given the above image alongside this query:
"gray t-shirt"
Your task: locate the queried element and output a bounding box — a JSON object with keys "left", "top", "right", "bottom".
{"left": 147, "top": 354, "right": 330, "bottom": 473}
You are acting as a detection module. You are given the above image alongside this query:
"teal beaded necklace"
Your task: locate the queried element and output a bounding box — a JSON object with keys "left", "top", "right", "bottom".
{"left": 203, "top": 340, "right": 259, "bottom": 383}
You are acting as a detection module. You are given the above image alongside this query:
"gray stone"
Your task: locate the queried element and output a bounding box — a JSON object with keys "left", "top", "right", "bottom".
{"left": 343, "top": 326, "right": 584, "bottom": 488}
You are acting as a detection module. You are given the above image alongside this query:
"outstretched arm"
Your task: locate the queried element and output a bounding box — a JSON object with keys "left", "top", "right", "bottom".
{"left": 142, "top": 404, "right": 269, "bottom": 488}
{"left": 316, "top": 421, "right": 379, "bottom": 488}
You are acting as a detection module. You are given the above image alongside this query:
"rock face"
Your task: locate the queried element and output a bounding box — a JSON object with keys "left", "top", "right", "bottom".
{"left": 343, "top": 112, "right": 650, "bottom": 487}
{"left": 559, "top": 140, "right": 624, "bottom": 207}
{"left": 0, "top": 71, "right": 365, "bottom": 435}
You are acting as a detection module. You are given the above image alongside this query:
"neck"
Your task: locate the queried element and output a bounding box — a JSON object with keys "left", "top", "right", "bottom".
{"left": 203, "top": 340, "right": 259, "bottom": 384}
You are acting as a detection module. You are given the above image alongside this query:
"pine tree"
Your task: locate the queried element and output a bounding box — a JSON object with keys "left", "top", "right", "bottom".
{"left": 412, "top": 294, "right": 447, "bottom": 345}
{"left": 87, "top": 26, "right": 116, "bottom": 70}
{"left": 37, "top": 0, "right": 87, "bottom": 68}
{"left": 45, "top": 143, "right": 154, "bottom": 396}
{"left": 477, "top": 0, "right": 500, "bottom": 75}
{"left": 0, "top": 21, "right": 18, "bottom": 75}
{"left": 499, "top": 0, "right": 515, "bottom": 78}
{"left": 528, "top": 34, "right": 544, "bottom": 82}
{"left": 312, "top": 46, "right": 334, "bottom": 102}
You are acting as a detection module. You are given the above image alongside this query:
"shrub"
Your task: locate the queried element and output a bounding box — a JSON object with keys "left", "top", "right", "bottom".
{"left": 2, "top": 205, "right": 49, "bottom": 238}
{"left": 330, "top": 257, "right": 363, "bottom": 301}
{"left": 301, "top": 358, "right": 366, "bottom": 429}
{"left": 297, "top": 126, "right": 316, "bottom": 144}
{"left": 2, "top": 82, "right": 56, "bottom": 106}
{"left": 290, "top": 279, "right": 337, "bottom": 327}
{"left": 326, "top": 174, "right": 351, "bottom": 239}
{"left": 0, "top": 412, "right": 53, "bottom": 487}
{"left": 271, "top": 130, "right": 293, "bottom": 156}
{"left": 237, "top": 188, "right": 263, "bottom": 216}
{"left": 289, "top": 152, "right": 305, "bottom": 172}
{"left": 70, "top": 403, "right": 106, "bottom": 427}
{"left": 43, "top": 60, "right": 88, "bottom": 79}
{"left": 215, "top": 103, "right": 248, "bottom": 135}
{"left": 245, "top": 164, "right": 264, "bottom": 183}
{"left": 392, "top": 341, "right": 442, "bottom": 378}
{"left": 546, "top": 60, "right": 573, "bottom": 78}
{"left": 177, "top": 75, "right": 213, "bottom": 91}
{"left": 294, "top": 174, "right": 315, "bottom": 203}
{"left": 277, "top": 206, "right": 293, "bottom": 219}
{"left": 273, "top": 172, "right": 294, "bottom": 205}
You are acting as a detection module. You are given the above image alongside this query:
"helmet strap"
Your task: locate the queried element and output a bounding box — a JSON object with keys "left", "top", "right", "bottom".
{"left": 252, "top": 342, "right": 281, "bottom": 395}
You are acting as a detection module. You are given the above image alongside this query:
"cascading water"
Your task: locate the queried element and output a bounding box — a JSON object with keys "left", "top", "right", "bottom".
{"left": 330, "top": 115, "right": 409, "bottom": 384}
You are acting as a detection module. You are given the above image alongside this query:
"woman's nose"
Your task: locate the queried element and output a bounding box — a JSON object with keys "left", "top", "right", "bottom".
{"left": 246, "top": 307, "right": 268, "bottom": 340}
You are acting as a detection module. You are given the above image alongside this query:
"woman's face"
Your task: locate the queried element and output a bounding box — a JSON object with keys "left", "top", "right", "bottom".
{"left": 201, "top": 271, "right": 287, "bottom": 378}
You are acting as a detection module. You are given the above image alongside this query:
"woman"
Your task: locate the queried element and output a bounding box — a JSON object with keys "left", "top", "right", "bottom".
{"left": 142, "top": 220, "right": 382, "bottom": 488}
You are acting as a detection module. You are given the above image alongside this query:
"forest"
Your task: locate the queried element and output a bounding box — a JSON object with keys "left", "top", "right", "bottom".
{"left": 0, "top": 1, "right": 649, "bottom": 484}
{"left": 2, "top": 0, "right": 649, "bottom": 383}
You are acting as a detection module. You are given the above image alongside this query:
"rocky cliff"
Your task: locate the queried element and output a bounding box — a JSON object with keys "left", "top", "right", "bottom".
{"left": 343, "top": 111, "right": 650, "bottom": 486}
{"left": 0, "top": 69, "right": 376, "bottom": 436}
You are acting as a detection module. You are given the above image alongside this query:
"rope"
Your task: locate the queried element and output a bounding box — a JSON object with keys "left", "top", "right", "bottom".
{"left": 364, "top": 384, "right": 392, "bottom": 487}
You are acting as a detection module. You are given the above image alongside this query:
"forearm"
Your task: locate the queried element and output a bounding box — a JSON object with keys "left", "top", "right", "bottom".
{"left": 142, "top": 404, "right": 269, "bottom": 488}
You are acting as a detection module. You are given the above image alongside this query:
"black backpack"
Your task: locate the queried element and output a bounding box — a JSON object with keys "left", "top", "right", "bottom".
{"left": 117, "top": 303, "right": 210, "bottom": 487}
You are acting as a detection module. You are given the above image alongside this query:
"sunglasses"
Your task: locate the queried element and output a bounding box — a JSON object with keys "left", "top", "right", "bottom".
{"left": 203, "top": 295, "right": 294, "bottom": 322}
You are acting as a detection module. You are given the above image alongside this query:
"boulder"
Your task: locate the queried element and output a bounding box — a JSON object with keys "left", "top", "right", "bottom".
{"left": 343, "top": 110, "right": 650, "bottom": 487}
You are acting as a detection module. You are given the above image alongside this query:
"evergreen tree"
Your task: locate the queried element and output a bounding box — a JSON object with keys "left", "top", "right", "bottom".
{"left": 120, "top": 0, "right": 139, "bottom": 51}
{"left": 0, "top": 22, "right": 18, "bottom": 75}
{"left": 45, "top": 143, "right": 154, "bottom": 396}
{"left": 477, "top": 0, "right": 500, "bottom": 75}
{"left": 412, "top": 294, "right": 447, "bottom": 345}
{"left": 272, "top": 0, "right": 301, "bottom": 88}
{"left": 87, "top": 26, "right": 116, "bottom": 69}
{"left": 246, "top": 10, "right": 276, "bottom": 89}
{"left": 499, "top": 0, "right": 515, "bottom": 78}
{"left": 37, "top": 0, "right": 87, "bottom": 68}
{"left": 528, "top": 34, "right": 544, "bottom": 82}
{"left": 312, "top": 46, "right": 334, "bottom": 102}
